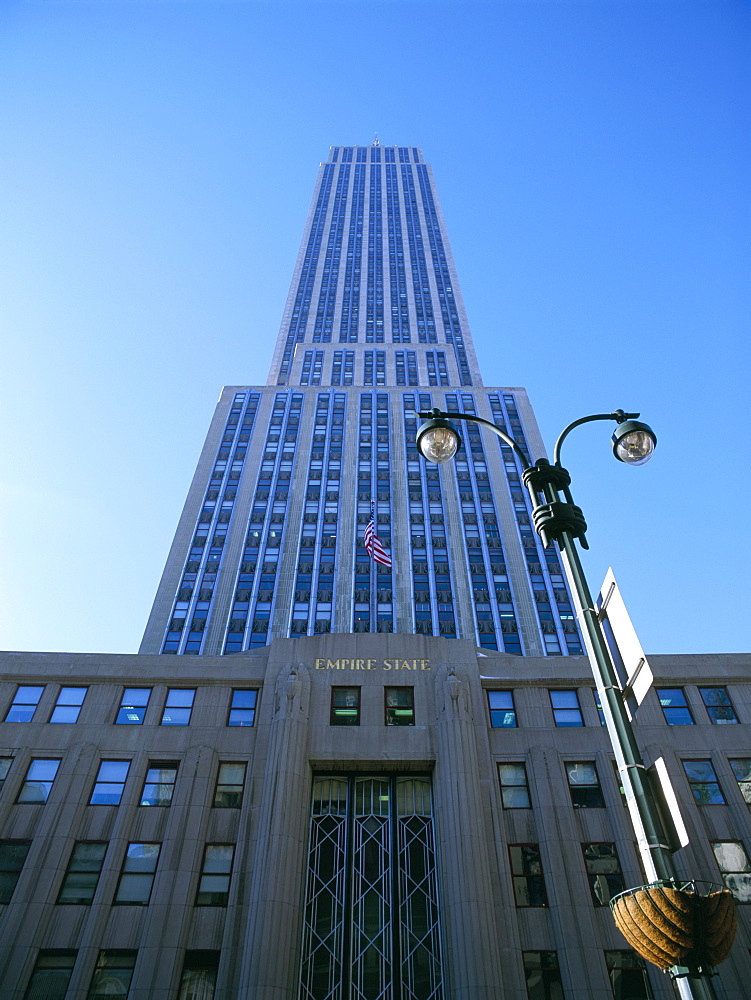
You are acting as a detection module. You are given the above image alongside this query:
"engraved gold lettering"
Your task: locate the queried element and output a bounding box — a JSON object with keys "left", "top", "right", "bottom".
{"left": 383, "top": 659, "right": 392, "bottom": 670}
{"left": 326, "top": 659, "right": 340, "bottom": 670}
{"left": 367, "top": 659, "right": 377, "bottom": 670}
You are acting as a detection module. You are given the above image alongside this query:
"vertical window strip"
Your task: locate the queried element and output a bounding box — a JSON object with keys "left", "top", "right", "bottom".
{"left": 339, "top": 161, "right": 365, "bottom": 343}
{"left": 278, "top": 164, "right": 334, "bottom": 384}
{"left": 385, "top": 163, "right": 410, "bottom": 343}
{"left": 313, "top": 163, "right": 350, "bottom": 343}
{"left": 401, "top": 163, "right": 436, "bottom": 344}
{"left": 365, "top": 161, "right": 384, "bottom": 344}
{"left": 164, "top": 393, "right": 259, "bottom": 655}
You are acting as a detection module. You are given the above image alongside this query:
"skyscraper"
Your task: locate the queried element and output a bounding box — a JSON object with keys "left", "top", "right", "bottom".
{"left": 0, "top": 145, "right": 748, "bottom": 1000}
{"left": 141, "top": 143, "right": 584, "bottom": 660}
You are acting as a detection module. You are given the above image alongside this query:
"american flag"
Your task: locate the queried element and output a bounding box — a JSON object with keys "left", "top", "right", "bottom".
{"left": 364, "top": 505, "right": 392, "bottom": 568}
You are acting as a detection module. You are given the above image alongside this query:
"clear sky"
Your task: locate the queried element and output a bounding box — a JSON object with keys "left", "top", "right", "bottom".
{"left": 0, "top": 0, "right": 748, "bottom": 656}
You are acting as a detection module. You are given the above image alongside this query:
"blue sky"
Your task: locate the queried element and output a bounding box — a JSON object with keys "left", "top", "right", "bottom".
{"left": 0, "top": 0, "right": 748, "bottom": 655}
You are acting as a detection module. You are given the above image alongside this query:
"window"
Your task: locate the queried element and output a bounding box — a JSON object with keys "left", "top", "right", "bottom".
{"left": 522, "top": 951, "right": 562, "bottom": 999}
{"left": 89, "top": 760, "right": 130, "bottom": 805}
{"left": 509, "top": 844, "right": 548, "bottom": 906}
{"left": 114, "top": 843, "right": 160, "bottom": 904}
{"left": 23, "top": 950, "right": 77, "bottom": 1000}
{"left": 682, "top": 759, "right": 725, "bottom": 805}
{"left": 17, "top": 758, "right": 60, "bottom": 803}
{"left": 161, "top": 689, "right": 196, "bottom": 726}
{"left": 699, "top": 687, "right": 738, "bottom": 724}
{"left": 196, "top": 844, "right": 234, "bottom": 905}
{"left": 115, "top": 688, "right": 151, "bottom": 725}
{"left": 656, "top": 688, "right": 693, "bottom": 725}
{"left": 140, "top": 763, "right": 178, "bottom": 806}
{"left": 605, "top": 951, "right": 652, "bottom": 999}
{"left": 57, "top": 841, "right": 107, "bottom": 904}
{"left": 712, "top": 841, "right": 751, "bottom": 902}
{"left": 566, "top": 762, "right": 605, "bottom": 807}
{"left": 0, "top": 756, "right": 12, "bottom": 792}
{"left": 730, "top": 759, "right": 751, "bottom": 805}
{"left": 227, "top": 689, "right": 257, "bottom": 726}
{"left": 331, "top": 687, "right": 360, "bottom": 725}
{"left": 582, "top": 843, "right": 625, "bottom": 905}
{"left": 498, "top": 762, "right": 531, "bottom": 808}
{"left": 487, "top": 690, "right": 517, "bottom": 727}
{"left": 385, "top": 687, "right": 414, "bottom": 726}
{"left": 5, "top": 685, "right": 44, "bottom": 723}
{"left": 593, "top": 690, "right": 606, "bottom": 725}
{"left": 87, "top": 951, "right": 137, "bottom": 999}
{"left": 178, "top": 951, "right": 220, "bottom": 1000}
{"left": 49, "top": 687, "right": 87, "bottom": 724}
{"left": 214, "top": 762, "right": 246, "bottom": 808}
{"left": 0, "top": 840, "right": 31, "bottom": 902}
{"left": 549, "top": 689, "right": 583, "bottom": 727}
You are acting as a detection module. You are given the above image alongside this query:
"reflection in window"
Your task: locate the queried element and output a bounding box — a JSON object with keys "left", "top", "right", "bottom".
{"left": 140, "top": 764, "right": 178, "bottom": 807}
{"left": 196, "top": 844, "right": 234, "bottom": 906}
{"left": 178, "top": 951, "right": 220, "bottom": 1000}
{"left": 86, "top": 950, "right": 137, "bottom": 999}
{"left": 549, "top": 690, "right": 583, "bottom": 727}
{"left": 510, "top": 845, "right": 548, "bottom": 907}
{"left": 566, "top": 762, "right": 605, "bottom": 808}
{"left": 23, "top": 950, "right": 77, "bottom": 1000}
{"left": 699, "top": 687, "right": 738, "bottom": 725}
{"left": 656, "top": 688, "right": 693, "bottom": 726}
{"left": 5, "top": 686, "right": 44, "bottom": 723}
{"left": 17, "top": 759, "right": 60, "bottom": 804}
{"left": 58, "top": 842, "right": 107, "bottom": 905}
{"left": 522, "top": 951, "right": 562, "bottom": 999}
{"left": 331, "top": 687, "right": 360, "bottom": 726}
{"left": 498, "top": 763, "right": 531, "bottom": 808}
{"left": 214, "top": 762, "right": 246, "bottom": 808}
{"left": 49, "top": 687, "right": 87, "bottom": 724}
{"left": 729, "top": 759, "right": 751, "bottom": 805}
{"left": 605, "top": 951, "right": 652, "bottom": 1000}
{"left": 683, "top": 760, "right": 725, "bottom": 805}
{"left": 115, "top": 688, "right": 151, "bottom": 725}
{"left": 114, "top": 843, "right": 160, "bottom": 905}
{"left": 487, "top": 690, "right": 517, "bottom": 727}
{"left": 711, "top": 841, "right": 751, "bottom": 902}
{"left": 385, "top": 687, "right": 414, "bottom": 726}
{"left": 582, "top": 843, "right": 625, "bottom": 905}
{"left": 0, "top": 757, "right": 12, "bottom": 793}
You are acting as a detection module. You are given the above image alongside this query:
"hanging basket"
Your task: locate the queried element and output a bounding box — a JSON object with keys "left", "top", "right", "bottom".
{"left": 610, "top": 881, "right": 736, "bottom": 971}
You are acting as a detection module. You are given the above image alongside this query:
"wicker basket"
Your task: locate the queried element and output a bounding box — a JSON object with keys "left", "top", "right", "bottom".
{"left": 611, "top": 881, "right": 736, "bottom": 971}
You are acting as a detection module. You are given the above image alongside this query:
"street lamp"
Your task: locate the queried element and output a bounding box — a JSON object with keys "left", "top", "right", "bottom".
{"left": 416, "top": 406, "right": 723, "bottom": 1000}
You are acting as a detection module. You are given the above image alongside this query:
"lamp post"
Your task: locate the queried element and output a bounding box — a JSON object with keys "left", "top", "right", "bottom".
{"left": 416, "top": 406, "right": 720, "bottom": 1000}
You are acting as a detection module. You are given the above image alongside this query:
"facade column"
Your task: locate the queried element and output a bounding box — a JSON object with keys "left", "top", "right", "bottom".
{"left": 239, "top": 661, "right": 311, "bottom": 1000}
{"left": 433, "top": 663, "right": 504, "bottom": 1000}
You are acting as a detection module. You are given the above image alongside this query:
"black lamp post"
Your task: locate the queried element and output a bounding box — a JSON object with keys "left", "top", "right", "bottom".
{"left": 416, "top": 406, "right": 721, "bottom": 1000}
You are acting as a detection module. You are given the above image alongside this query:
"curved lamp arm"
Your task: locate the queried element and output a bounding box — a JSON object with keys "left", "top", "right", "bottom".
{"left": 552, "top": 409, "right": 638, "bottom": 466}
{"left": 416, "top": 409, "right": 531, "bottom": 468}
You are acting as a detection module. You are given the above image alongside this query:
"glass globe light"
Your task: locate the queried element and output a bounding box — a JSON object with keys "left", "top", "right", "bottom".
{"left": 612, "top": 420, "right": 657, "bottom": 466}
{"left": 416, "top": 418, "right": 461, "bottom": 463}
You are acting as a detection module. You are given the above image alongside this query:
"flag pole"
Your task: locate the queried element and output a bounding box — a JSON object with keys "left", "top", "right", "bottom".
{"left": 370, "top": 500, "right": 376, "bottom": 633}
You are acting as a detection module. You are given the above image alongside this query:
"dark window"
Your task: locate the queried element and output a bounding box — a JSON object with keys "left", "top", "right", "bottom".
{"left": 87, "top": 951, "right": 137, "bottom": 999}
{"left": 196, "top": 844, "right": 234, "bottom": 906}
{"left": 487, "top": 690, "right": 517, "bottom": 727}
{"left": 228, "top": 689, "right": 257, "bottom": 727}
{"left": 5, "top": 685, "right": 44, "bottom": 723}
{"left": 582, "top": 843, "right": 625, "bottom": 905}
{"left": 115, "top": 688, "right": 151, "bottom": 725}
{"left": 523, "top": 951, "right": 562, "bottom": 999}
{"left": 214, "top": 762, "right": 246, "bottom": 808}
{"left": 58, "top": 841, "right": 107, "bottom": 904}
{"left": 593, "top": 690, "right": 606, "bottom": 725}
{"left": 178, "top": 951, "right": 220, "bottom": 1000}
{"left": 161, "top": 689, "right": 196, "bottom": 726}
{"left": 23, "top": 950, "right": 77, "bottom": 1000}
{"left": 0, "top": 840, "right": 31, "bottom": 902}
{"left": 385, "top": 687, "right": 414, "bottom": 726}
{"left": 605, "top": 950, "right": 652, "bottom": 999}
{"left": 89, "top": 760, "right": 130, "bottom": 805}
{"left": 712, "top": 841, "right": 751, "bottom": 902}
{"left": 699, "top": 687, "right": 738, "bottom": 725}
{"left": 730, "top": 759, "right": 751, "bottom": 805}
{"left": 0, "top": 756, "right": 13, "bottom": 793}
{"left": 140, "top": 764, "right": 178, "bottom": 806}
{"left": 498, "top": 762, "right": 531, "bottom": 808}
{"left": 331, "top": 687, "right": 360, "bottom": 726}
{"left": 656, "top": 688, "right": 693, "bottom": 725}
{"left": 682, "top": 760, "right": 725, "bottom": 805}
{"left": 510, "top": 844, "right": 547, "bottom": 906}
{"left": 566, "top": 762, "right": 605, "bottom": 807}
{"left": 17, "top": 758, "right": 60, "bottom": 803}
{"left": 49, "top": 687, "right": 87, "bottom": 724}
{"left": 550, "top": 689, "right": 583, "bottom": 727}
{"left": 114, "top": 843, "right": 160, "bottom": 905}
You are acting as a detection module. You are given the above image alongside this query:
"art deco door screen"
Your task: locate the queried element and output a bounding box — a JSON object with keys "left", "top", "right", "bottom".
{"left": 300, "top": 775, "right": 443, "bottom": 1000}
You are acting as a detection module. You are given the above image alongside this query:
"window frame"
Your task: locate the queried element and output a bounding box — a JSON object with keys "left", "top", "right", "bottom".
{"left": 509, "top": 843, "right": 548, "bottom": 907}
{"left": 711, "top": 840, "right": 751, "bottom": 903}
{"left": 549, "top": 689, "right": 584, "bottom": 727}
{"left": 115, "top": 688, "right": 151, "bottom": 726}
{"left": 656, "top": 688, "right": 694, "bottom": 726}
{"left": 86, "top": 950, "right": 137, "bottom": 999}
{"left": 161, "top": 688, "right": 196, "bottom": 727}
{"left": 487, "top": 690, "right": 517, "bottom": 728}
{"left": 139, "top": 762, "right": 178, "bottom": 807}
{"left": 498, "top": 762, "right": 531, "bottom": 809}
{"left": 48, "top": 687, "right": 87, "bottom": 724}
{"left": 57, "top": 841, "right": 108, "bottom": 905}
{"left": 0, "top": 839, "right": 32, "bottom": 903}
{"left": 698, "top": 687, "right": 738, "bottom": 725}
{"left": 565, "top": 761, "right": 605, "bottom": 808}
{"left": 227, "top": 689, "right": 258, "bottom": 727}
{"left": 4, "top": 685, "right": 44, "bottom": 723}
{"left": 195, "top": 843, "right": 235, "bottom": 907}
{"left": 113, "top": 843, "right": 161, "bottom": 906}
{"left": 213, "top": 761, "right": 247, "bottom": 808}
{"left": 582, "top": 842, "right": 625, "bottom": 906}
{"left": 605, "top": 950, "right": 653, "bottom": 1000}
{"left": 522, "top": 950, "right": 561, "bottom": 998}
{"left": 16, "top": 758, "right": 61, "bottom": 804}
{"left": 331, "top": 686, "right": 361, "bottom": 726}
{"left": 22, "top": 950, "right": 77, "bottom": 1000}
{"left": 385, "top": 686, "right": 415, "bottom": 726}
{"left": 729, "top": 759, "right": 751, "bottom": 806}
{"left": 89, "top": 760, "right": 131, "bottom": 806}
{"left": 178, "top": 951, "right": 220, "bottom": 1000}
{"left": 682, "top": 759, "right": 726, "bottom": 805}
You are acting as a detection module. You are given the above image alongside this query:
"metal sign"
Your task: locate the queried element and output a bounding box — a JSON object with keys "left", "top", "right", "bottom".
{"left": 597, "top": 568, "right": 654, "bottom": 719}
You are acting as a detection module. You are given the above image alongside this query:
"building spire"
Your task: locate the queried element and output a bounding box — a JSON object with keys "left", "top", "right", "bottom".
{"left": 372, "top": 133, "right": 380, "bottom": 146}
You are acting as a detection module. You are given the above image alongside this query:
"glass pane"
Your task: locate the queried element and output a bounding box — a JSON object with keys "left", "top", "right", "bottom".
{"left": 58, "top": 688, "right": 86, "bottom": 705}
{"left": 713, "top": 842, "right": 751, "bottom": 872}
{"left": 166, "top": 689, "right": 195, "bottom": 707}
{"left": 123, "top": 689, "right": 150, "bottom": 706}
{"left": 554, "top": 709, "right": 582, "bottom": 727}
{"left": 204, "top": 846, "right": 233, "bottom": 873}
{"left": 231, "top": 690, "right": 257, "bottom": 708}
{"left": 123, "top": 844, "right": 159, "bottom": 872}
{"left": 723, "top": 872, "right": 751, "bottom": 903}
{"left": 551, "top": 691, "right": 579, "bottom": 708}
{"left": 218, "top": 763, "right": 245, "bottom": 785}
{"left": 566, "top": 762, "right": 597, "bottom": 785}
{"left": 499, "top": 763, "right": 526, "bottom": 785}
{"left": 115, "top": 873, "right": 153, "bottom": 904}
{"left": 49, "top": 706, "right": 81, "bottom": 724}
{"left": 28, "top": 760, "right": 60, "bottom": 781}
{"left": 98, "top": 761, "right": 130, "bottom": 782}
{"left": 488, "top": 691, "right": 514, "bottom": 709}
{"left": 683, "top": 760, "right": 716, "bottom": 782}
{"left": 502, "top": 787, "right": 531, "bottom": 808}
{"left": 90, "top": 783, "right": 125, "bottom": 806}
{"left": 161, "top": 706, "right": 192, "bottom": 726}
